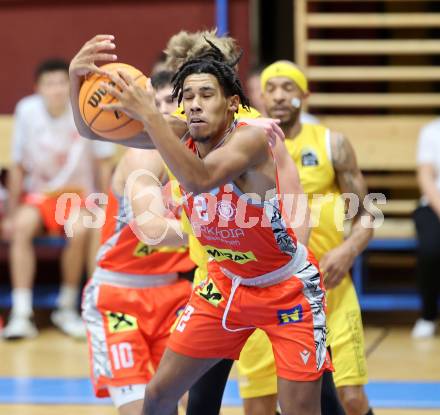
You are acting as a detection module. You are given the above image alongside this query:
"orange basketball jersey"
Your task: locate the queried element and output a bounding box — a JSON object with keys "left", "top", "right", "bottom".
{"left": 97, "top": 189, "right": 194, "bottom": 276}
{"left": 180, "top": 123, "right": 304, "bottom": 278}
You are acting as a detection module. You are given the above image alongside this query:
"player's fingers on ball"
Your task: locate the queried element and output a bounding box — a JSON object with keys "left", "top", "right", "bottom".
{"left": 145, "top": 78, "right": 155, "bottom": 96}
{"left": 91, "top": 65, "right": 109, "bottom": 76}
{"left": 105, "top": 71, "right": 127, "bottom": 90}
{"left": 99, "top": 102, "right": 122, "bottom": 112}
{"left": 100, "top": 82, "right": 123, "bottom": 99}
{"left": 117, "top": 70, "right": 133, "bottom": 85}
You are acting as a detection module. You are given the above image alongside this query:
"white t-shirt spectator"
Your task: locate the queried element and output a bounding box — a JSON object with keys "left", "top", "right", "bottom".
{"left": 12, "top": 95, "right": 115, "bottom": 195}
{"left": 417, "top": 118, "right": 440, "bottom": 204}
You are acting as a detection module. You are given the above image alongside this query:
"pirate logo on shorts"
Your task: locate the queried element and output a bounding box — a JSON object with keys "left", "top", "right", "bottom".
{"left": 196, "top": 278, "right": 224, "bottom": 307}
{"left": 106, "top": 311, "right": 138, "bottom": 333}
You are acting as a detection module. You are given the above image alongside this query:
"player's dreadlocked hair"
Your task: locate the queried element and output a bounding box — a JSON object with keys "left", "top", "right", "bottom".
{"left": 171, "top": 38, "right": 250, "bottom": 111}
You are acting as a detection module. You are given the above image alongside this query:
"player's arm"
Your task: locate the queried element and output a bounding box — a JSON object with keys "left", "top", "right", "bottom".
{"left": 239, "top": 117, "right": 311, "bottom": 243}
{"left": 146, "top": 120, "right": 269, "bottom": 194}
{"left": 69, "top": 35, "right": 187, "bottom": 148}
{"left": 119, "top": 149, "right": 188, "bottom": 247}
{"left": 272, "top": 139, "right": 311, "bottom": 245}
{"left": 321, "top": 132, "right": 373, "bottom": 288}
{"left": 99, "top": 72, "right": 269, "bottom": 193}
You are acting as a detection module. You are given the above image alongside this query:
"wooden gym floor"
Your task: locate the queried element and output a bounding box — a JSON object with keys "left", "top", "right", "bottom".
{"left": 0, "top": 325, "right": 439, "bottom": 415}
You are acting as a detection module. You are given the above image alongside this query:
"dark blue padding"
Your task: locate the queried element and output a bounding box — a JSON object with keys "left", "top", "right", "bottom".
{"left": 353, "top": 238, "right": 422, "bottom": 311}
{"left": 0, "top": 285, "right": 59, "bottom": 309}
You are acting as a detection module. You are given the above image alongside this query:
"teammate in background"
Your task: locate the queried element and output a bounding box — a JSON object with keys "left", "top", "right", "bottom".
{"left": 1, "top": 59, "right": 115, "bottom": 340}
{"left": 82, "top": 71, "right": 194, "bottom": 415}
{"left": 164, "top": 29, "right": 240, "bottom": 73}
{"left": 236, "top": 60, "right": 374, "bottom": 415}
{"left": 151, "top": 70, "right": 178, "bottom": 116}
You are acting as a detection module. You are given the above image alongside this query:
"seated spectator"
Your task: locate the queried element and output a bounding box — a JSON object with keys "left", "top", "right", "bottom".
{"left": 1, "top": 58, "right": 114, "bottom": 340}
{"left": 412, "top": 119, "right": 440, "bottom": 338}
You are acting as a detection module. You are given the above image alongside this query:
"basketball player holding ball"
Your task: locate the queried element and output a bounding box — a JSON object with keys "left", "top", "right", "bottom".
{"left": 70, "top": 34, "right": 353, "bottom": 415}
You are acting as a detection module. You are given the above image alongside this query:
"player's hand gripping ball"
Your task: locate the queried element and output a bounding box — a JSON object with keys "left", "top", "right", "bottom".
{"left": 79, "top": 63, "right": 148, "bottom": 140}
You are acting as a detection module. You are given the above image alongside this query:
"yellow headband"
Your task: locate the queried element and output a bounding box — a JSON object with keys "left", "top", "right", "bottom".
{"left": 260, "top": 62, "right": 308, "bottom": 93}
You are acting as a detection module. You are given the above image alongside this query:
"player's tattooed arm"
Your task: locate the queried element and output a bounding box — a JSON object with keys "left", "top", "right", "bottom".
{"left": 319, "top": 132, "right": 373, "bottom": 289}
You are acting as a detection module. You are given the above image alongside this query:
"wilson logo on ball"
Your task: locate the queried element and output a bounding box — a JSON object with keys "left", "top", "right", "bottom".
{"left": 79, "top": 62, "right": 148, "bottom": 140}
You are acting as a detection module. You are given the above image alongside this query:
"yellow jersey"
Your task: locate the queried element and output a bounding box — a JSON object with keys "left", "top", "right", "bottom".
{"left": 284, "top": 123, "right": 344, "bottom": 260}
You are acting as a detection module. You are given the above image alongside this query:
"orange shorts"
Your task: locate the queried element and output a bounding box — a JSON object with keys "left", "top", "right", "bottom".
{"left": 82, "top": 275, "right": 192, "bottom": 398}
{"left": 23, "top": 192, "right": 84, "bottom": 235}
{"left": 168, "top": 258, "right": 332, "bottom": 381}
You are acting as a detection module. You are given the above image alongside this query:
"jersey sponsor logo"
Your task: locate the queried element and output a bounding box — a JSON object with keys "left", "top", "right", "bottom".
{"left": 204, "top": 245, "right": 257, "bottom": 264}
{"left": 133, "top": 242, "right": 186, "bottom": 257}
{"left": 106, "top": 312, "right": 138, "bottom": 333}
{"left": 216, "top": 200, "right": 236, "bottom": 221}
{"left": 200, "top": 226, "right": 245, "bottom": 246}
{"left": 301, "top": 149, "right": 319, "bottom": 166}
{"left": 133, "top": 242, "right": 151, "bottom": 257}
{"left": 196, "top": 278, "right": 224, "bottom": 307}
{"left": 277, "top": 304, "right": 303, "bottom": 325}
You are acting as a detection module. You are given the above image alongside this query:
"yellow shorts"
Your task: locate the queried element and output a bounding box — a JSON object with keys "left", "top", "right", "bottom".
{"left": 327, "top": 274, "right": 368, "bottom": 387}
{"left": 237, "top": 274, "right": 368, "bottom": 398}
{"left": 237, "top": 329, "right": 276, "bottom": 398}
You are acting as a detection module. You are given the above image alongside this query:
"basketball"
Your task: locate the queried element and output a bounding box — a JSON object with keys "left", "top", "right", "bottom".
{"left": 78, "top": 63, "right": 148, "bottom": 140}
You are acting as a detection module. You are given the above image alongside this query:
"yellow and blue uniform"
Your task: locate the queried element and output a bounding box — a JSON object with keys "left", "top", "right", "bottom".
{"left": 237, "top": 123, "right": 368, "bottom": 398}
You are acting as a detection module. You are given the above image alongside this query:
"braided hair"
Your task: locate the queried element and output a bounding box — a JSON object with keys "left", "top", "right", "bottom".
{"left": 171, "top": 38, "right": 250, "bottom": 111}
